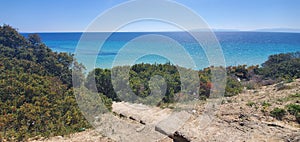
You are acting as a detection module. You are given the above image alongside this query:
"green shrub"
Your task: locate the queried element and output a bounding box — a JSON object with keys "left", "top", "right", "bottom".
{"left": 246, "top": 101, "right": 256, "bottom": 107}
{"left": 225, "top": 77, "right": 243, "bottom": 97}
{"left": 270, "top": 107, "right": 286, "bottom": 120}
{"left": 262, "top": 101, "right": 271, "bottom": 107}
{"left": 260, "top": 52, "right": 300, "bottom": 80}
{"left": 0, "top": 25, "right": 95, "bottom": 140}
{"left": 286, "top": 104, "right": 300, "bottom": 115}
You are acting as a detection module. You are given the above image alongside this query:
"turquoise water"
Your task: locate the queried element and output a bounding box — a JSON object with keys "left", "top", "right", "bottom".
{"left": 22, "top": 32, "right": 300, "bottom": 70}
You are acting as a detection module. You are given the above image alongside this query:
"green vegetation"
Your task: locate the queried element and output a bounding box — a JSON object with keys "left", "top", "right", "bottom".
{"left": 290, "top": 93, "right": 300, "bottom": 98}
{"left": 87, "top": 64, "right": 241, "bottom": 104}
{"left": 259, "top": 52, "right": 300, "bottom": 80}
{"left": 286, "top": 104, "right": 300, "bottom": 115}
{"left": 277, "top": 93, "right": 300, "bottom": 102}
{"left": 262, "top": 101, "right": 271, "bottom": 108}
{"left": 268, "top": 103, "right": 300, "bottom": 124}
{"left": 226, "top": 52, "right": 300, "bottom": 87}
{"left": 86, "top": 64, "right": 210, "bottom": 104}
{"left": 273, "top": 95, "right": 300, "bottom": 124}
{"left": 286, "top": 104, "right": 300, "bottom": 124}
{"left": 1, "top": 24, "right": 300, "bottom": 140}
{"left": 82, "top": 35, "right": 300, "bottom": 106}
{"left": 0, "top": 25, "right": 113, "bottom": 140}
{"left": 85, "top": 68, "right": 118, "bottom": 101}
{"left": 270, "top": 108, "right": 286, "bottom": 120}
{"left": 225, "top": 77, "right": 242, "bottom": 97}
{"left": 0, "top": 24, "right": 242, "bottom": 140}
{"left": 246, "top": 101, "right": 256, "bottom": 107}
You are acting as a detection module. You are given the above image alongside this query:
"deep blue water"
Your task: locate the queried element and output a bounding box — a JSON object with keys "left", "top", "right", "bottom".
{"left": 22, "top": 32, "right": 300, "bottom": 70}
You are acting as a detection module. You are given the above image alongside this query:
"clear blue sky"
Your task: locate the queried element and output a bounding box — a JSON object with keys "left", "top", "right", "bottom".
{"left": 1, "top": 0, "right": 300, "bottom": 32}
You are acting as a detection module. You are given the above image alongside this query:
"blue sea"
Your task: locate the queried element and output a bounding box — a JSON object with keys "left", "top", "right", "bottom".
{"left": 22, "top": 32, "right": 300, "bottom": 70}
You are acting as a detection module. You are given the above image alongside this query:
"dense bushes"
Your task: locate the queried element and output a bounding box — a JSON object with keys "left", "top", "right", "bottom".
{"left": 225, "top": 77, "right": 242, "bottom": 97}
{"left": 86, "top": 64, "right": 242, "bottom": 104}
{"left": 85, "top": 68, "right": 118, "bottom": 101}
{"left": 84, "top": 51, "right": 300, "bottom": 106}
{"left": 0, "top": 25, "right": 104, "bottom": 140}
{"left": 86, "top": 64, "right": 200, "bottom": 104}
{"left": 0, "top": 25, "right": 27, "bottom": 48}
{"left": 226, "top": 52, "right": 300, "bottom": 85}
{"left": 87, "top": 52, "right": 300, "bottom": 103}
{"left": 260, "top": 52, "right": 300, "bottom": 80}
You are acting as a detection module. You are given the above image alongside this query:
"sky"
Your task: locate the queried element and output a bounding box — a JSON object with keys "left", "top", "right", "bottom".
{"left": 1, "top": 0, "right": 300, "bottom": 32}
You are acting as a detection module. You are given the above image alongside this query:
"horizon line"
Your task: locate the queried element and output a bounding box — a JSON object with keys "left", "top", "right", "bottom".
{"left": 20, "top": 30, "right": 300, "bottom": 34}
{"left": 18, "top": 28, "right": 300, "bottom": 34}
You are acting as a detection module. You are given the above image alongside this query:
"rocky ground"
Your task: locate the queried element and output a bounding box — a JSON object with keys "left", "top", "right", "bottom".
{"left": 32, "top": 79, "right": 300, "bottom": 142}
{"left": 177, "top": 79, "right": 300, "bottom": 142}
